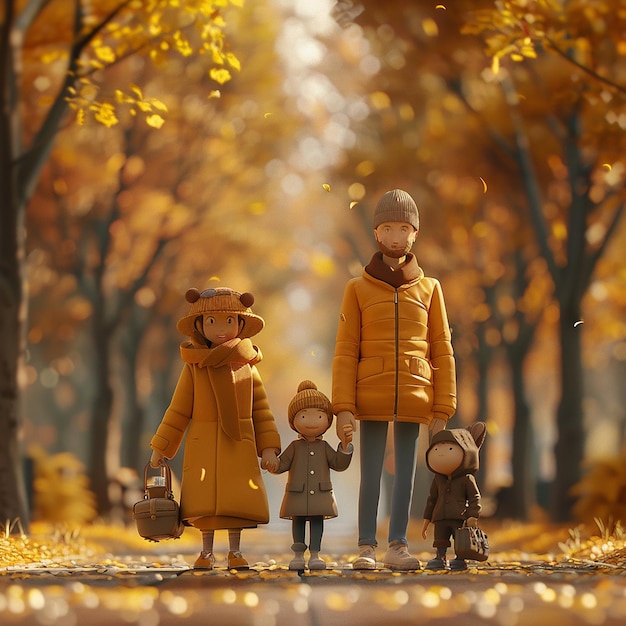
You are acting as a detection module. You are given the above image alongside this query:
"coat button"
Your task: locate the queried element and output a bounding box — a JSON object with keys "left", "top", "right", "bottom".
{"left": 310, "top": 470, "right": 315, "bottom": 475}
{"left": 310, "top": 451, "right": 315, "bottom": 455}
{"left": 310, "top": 490, "right": 315, "bottom": 495}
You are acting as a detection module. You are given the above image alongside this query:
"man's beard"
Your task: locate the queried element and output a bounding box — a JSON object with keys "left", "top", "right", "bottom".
{"left": 377, "top": 240, "right": 413, "bottom": 258}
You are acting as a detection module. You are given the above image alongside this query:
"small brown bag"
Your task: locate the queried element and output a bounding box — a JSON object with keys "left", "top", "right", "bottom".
{"left": 454, "top": 522, "right": 489, "bottom": 561}
{"left": 132, "top": 460, "right": 184, "bottom": 542}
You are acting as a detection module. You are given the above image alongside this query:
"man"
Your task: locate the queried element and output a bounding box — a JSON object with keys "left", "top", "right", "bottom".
{"left": 332, "top": 189, "right": 456, "bottom": 570}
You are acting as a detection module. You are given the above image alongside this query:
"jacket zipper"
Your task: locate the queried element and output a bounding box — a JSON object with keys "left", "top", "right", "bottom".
{"left": 393, "top": 289, "right": 399, "bottom": 421}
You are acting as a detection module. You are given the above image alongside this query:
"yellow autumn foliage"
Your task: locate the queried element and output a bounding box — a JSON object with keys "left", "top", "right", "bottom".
{"left": 570, "top": 446, "right": 626, "bottom": 528}
{"left": 462, "top": 0, "right": 623, "bottom": 100}
{"left": 29, "top": 447, "right": 97, "bottom": 526}
{"left": 32, "top": 0, "right": 243, "bottom": 128}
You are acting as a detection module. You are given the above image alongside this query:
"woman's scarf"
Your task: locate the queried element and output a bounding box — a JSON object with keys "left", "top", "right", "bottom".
{"left": 180, "top": 337, "right": 261, "bottom": 441}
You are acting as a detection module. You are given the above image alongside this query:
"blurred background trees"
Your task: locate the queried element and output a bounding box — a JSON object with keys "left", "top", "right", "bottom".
{"left": 331, "top": 0, "right": 626, "bottom": 522}
{"left": 2, "top": 0, "right": 625, "bottom": 527}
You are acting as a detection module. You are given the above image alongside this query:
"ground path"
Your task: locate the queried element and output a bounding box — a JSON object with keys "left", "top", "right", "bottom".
{"left": 1, "top": 521, "right": 625, "bottom": 625}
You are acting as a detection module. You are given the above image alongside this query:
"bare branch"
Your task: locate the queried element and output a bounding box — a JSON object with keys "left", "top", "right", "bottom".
{"left": 15, "top": 1, "right": 134, "bottom": 204}
{"left": 500, "top": 77, "right": 561, "bottom": 289}
{"left": 583, "top": 200, "right": 626, "bottom": 289}
{"left": 14, "top": 0, "right": 54, "bottom": 32}
{"left": 546, "top": 38, "right": 626, "bottom": 97}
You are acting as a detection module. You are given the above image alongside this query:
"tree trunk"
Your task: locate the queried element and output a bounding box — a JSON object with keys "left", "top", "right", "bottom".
{"left": 88, "top": 305, "right": 114, "bottom": 516}
{"left": 0, "top": 291, "right": 30, "bottom": 528}
{"left": 551, "top": 306, "right": 585, "bottom": 521}
{"left": 0, "top": 4, "right": 30, "bottom": 527}
{"left": 475, "top": 321, "right": 491, "bottom": 487}
{"left": 509, "top": 347, "right": 536, "bottom": 520}
{"left": 120, "top": 312, "right": 146, "bottom": 473}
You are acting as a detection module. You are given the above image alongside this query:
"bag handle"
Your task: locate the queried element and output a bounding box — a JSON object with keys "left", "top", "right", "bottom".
{"left": 143, "top": 458, "right": 173, "bottom": 495}
{"left": 461, "top": 518, "right": 480, "bottom": 529}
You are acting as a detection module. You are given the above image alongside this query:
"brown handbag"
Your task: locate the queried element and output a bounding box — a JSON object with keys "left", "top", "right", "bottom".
{"left": 132, "top": 460, "right": 184, "bottom": 542}
{"left": 454, "top": 522, "right": 489, "bottom": 561}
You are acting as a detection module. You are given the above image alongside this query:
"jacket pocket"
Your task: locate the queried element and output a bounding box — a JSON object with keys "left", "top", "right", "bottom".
{"left": 319, "top": 481, "right": 333, "bottom": 492}
{"left": 357, "top": 356, "right": 384, "bottom": 381}
{"left": 409, "top": 357, "right": 432, "bottom": 384}
{"left": 286, "top": 482, "right": 304, "bottom": 493}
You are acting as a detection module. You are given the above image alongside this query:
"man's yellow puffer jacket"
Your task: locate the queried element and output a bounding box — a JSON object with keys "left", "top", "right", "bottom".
{"left": 332, "top": 253, "right": 456, "bottom": 424}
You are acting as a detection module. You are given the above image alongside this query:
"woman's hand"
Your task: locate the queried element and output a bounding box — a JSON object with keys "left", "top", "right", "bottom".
{"left": 261, "top": 448, "right": 279, "bottom": 473}
{"left": 150, "top": 450, "right": 165, "bottom": 468}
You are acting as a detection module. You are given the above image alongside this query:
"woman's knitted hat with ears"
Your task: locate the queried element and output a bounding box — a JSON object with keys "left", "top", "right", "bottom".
{"left": 176, "top": 287, "right": 265, "bottom": 339}
{"left": 287, "top": 380, "right": 333, "bottom": 431}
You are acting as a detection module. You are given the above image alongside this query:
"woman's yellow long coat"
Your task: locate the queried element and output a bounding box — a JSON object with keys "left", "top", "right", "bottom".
{"left": 150, "top": 339, "right": 281, "bottom": 530}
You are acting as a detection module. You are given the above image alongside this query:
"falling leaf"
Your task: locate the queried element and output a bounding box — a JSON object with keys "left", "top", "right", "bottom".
{"left": 264, "top": 112, "right": 272, "bottom": 118}
{"left": 200, "top": 468, "right": 206, "bottom": 481}
{"left": 323, "top": 183, "right": 331, "bottom": 192}
{"left": 311, "top": 350, "right": 316, "bottom": 357}
{"left": 208, "top": 90, "right": 221, "bottom": 99}
{"left": 435, "top": 4, "right": 446, "bottom": 9}
{"left": 209, "top": 276, "right": 221, "bottom": 281}
{"left": 479, "top": 176, "right": 488, "bottom": 193}
{"left": 350, "top": 201, "right": 359, "bottom": 209}
{"left": 603, "top": 163, "right": 612, "bottom": 171}
{"left": 249, "top": 479, "right": 259, "bottom": 490}
{"left": 574, "top": 320, "right": 584, "bottom": 327}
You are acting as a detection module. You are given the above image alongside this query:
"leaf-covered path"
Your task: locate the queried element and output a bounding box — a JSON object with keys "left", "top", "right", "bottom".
{"left": 2, "top": 521, "right": 626, "bottom": 625}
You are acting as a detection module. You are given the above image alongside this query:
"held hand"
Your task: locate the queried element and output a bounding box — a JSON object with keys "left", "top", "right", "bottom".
{"left": 337, "top": 411, "right": 356, "bottom": 440}
{"left": 465, "top": 517, "right": 478, "bottom": 528}
{"left": 150, "top": 450, "right": 165, "bottom": 468}
{"left": 340, "top": 423, "right": 354, "bottom": 451}
{"left": 261, "top": 448, "right": 279, "bottom": 473}
{"left": 421, "top": 519, "right": 430, "bottom": 540}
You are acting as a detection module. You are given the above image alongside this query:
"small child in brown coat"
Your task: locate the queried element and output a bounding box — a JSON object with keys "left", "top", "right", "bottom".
{"left": 421, "top": 422, "right": 487, "bottom": 570}
{"left": 270, "top": 381, "right": 353, "bottom": 570}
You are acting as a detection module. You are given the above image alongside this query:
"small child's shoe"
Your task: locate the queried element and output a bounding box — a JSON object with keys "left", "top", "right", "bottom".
{"left": 193, "top": 551, "right": 215, "bottom": 570}
{"left": 289, "top": 542, "right": 306, "bottom": 570}
{"left": 289, "top": 555, "right": 306, "bottom": 570}
{"left": 425, "top": 557, "right": 448, "bottom": 571}
{"left": 449, "top": 558, "right": 467, "bottom": 571}
{"left": 308, "top": 556, "right": 326, "bottom": 570}
{"left": 227, "top": 551, "right": 249, "bottom": 570}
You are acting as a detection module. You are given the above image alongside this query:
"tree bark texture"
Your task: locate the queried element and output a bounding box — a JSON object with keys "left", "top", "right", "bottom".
{"left": 509, "top": 352, "right": 536, "bottom": 520}
{"left": 0, "top": 3, "right": 30, "bottom": 528}
{"left": 551, "top": 307, "right": 585, "bottom": 522}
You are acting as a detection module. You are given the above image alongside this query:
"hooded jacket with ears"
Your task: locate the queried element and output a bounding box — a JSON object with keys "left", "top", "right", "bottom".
{"left": 332, "top": 252, "right": 456, "bottom": 424}
{"left": 423, "top": 425, "right": 485, "bottom": 523}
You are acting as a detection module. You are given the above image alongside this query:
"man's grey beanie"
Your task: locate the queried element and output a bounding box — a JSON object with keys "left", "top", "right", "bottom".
{"left": 373, "top": 189, "right": 420, "bottom": 230}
